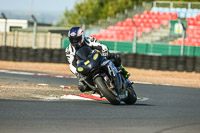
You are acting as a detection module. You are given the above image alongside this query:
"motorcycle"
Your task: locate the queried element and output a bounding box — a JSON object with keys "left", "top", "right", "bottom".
{"left": 76, "top": 46, "right": 137, "bottom": 105}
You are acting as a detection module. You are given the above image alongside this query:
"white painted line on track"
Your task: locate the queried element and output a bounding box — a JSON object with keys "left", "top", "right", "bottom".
{"left": 137, "top": 97, "right": 149, "bottom": 102}
{"left": 60, "top": 85, "right": 71, "bottom": 89}
{"left": 0, "top": 70, "right": 9, "bottom": 72}
{"left": 134, "top": 81, "right": 172, "bottom": 86}
{"left": 0, "top": 70, "right": 34, "bottom": 75}
{"left": 162, "top": 84, "right": 171, "bottom": 86}
{"left": 134, "top": 81, "right": 153, "bottom": 85}
{"left": 92, "top": 94, "right": 101, "bottom": 97}
{"left": 44, "top": 97, "right": 59, "bottom": 101}
{"left": 60, "top": 94, "right": 94, "bottom": 101}
{"left": 0, "top": 69, "right": 76, "bottom": 78}
{"left": 38, "top": 83, "right": 49, "bottom": 86}
{"left": 56, "top": 76, "right": 64, "bottom": 78}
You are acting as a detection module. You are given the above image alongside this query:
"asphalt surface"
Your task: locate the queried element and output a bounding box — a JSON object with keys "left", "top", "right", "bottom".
{"left": 0, "top": 70, "right": 200, "bottom": 133}
{"left": 0, "top": 70, "right": 79, "bottom": 85}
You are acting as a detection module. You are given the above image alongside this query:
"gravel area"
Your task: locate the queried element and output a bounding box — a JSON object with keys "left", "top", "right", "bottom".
{"left": 0, "top": 82, "right": 79, "bottom": 100}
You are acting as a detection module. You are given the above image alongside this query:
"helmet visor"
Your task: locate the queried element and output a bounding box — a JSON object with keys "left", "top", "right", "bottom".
{"left": 69, "top": 36, "right": 82, "bottom": 44}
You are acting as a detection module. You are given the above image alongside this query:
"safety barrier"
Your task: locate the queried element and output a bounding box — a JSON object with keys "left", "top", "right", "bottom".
{"left": 0, "top": 46, "right": 200, "bottom": 73}
{"left": 0, "top": 46, "right": 67, "bottom": 64}
{"left": 118, "top": 53, "right": 200, "bottom": 73}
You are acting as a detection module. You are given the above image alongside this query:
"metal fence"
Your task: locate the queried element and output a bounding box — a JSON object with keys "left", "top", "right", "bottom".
{"left": 153, "top": 1, "right": 200, "bottom": 9}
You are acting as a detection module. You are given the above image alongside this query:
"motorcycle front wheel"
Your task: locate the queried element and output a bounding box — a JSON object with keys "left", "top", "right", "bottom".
{"left": 94, "top": 76, "right": 120, "bottom": 105}
{"left": 124, "top": 87, "right": 137, "bottom": 105}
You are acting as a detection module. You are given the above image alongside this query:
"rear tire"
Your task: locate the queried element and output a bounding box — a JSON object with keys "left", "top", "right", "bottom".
{"left": 124, "top": 87, "right": 137, "bottom": 105}
{"left": 95, "top": 77, "right": 120, "bottom": 105}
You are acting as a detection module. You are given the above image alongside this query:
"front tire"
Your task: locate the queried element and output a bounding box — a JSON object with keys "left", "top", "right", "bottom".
{"left": 95, "top": 77, "right": 120, "bottom": 105}
{"left": 124, "top": 87, "right": 137, "bottom": 105}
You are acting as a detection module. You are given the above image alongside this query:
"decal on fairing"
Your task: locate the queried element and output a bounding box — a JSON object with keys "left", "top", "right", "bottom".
{"left": 84, "top": 60, "right": 90, "bottom": 65}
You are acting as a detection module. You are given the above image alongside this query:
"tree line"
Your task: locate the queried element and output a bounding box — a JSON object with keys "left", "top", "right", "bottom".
{"left": 58, "top": 0, "right": 200, "bottom": 27}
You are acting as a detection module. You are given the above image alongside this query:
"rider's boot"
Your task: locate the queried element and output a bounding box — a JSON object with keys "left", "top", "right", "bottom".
{"left": 118, "top": 65, "right": 130, "bottom": 79}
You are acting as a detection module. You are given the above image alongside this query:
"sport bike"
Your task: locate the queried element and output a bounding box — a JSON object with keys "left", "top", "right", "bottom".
{"left": 76, "top": 46, "right": 137, "bottom": 105}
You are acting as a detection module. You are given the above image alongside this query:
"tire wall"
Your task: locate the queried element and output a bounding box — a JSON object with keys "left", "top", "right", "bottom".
{"left": 0, "top": 46, "right": 199, "bottom": 73}
{"left": 0, "top": 46, "right": 68, "bottom": 64}
{"left": 118, "top": 53, "right": 200, "bottom": 73}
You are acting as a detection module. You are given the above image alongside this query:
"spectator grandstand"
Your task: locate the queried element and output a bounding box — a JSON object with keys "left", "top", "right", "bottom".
{"left": 90, "top": 1, "right": 200, "bottom": 46}
{"left": 170, "top": 14, "right": 200, "bottom": 47}
{"left": 91, "top": 10, "right": 177, "bottom": 41}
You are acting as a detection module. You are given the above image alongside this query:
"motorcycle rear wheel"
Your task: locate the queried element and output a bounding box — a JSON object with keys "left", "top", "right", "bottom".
{"left": 95, "top": 77, "right": 120, "bottom": 105}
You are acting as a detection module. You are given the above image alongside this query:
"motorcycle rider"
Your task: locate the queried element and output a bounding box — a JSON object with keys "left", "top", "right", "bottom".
{"left": 65, "top": 27, "right": 130, "bottom": 92}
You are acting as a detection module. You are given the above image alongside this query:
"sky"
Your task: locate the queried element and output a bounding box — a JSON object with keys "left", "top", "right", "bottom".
{"left": 0, "top": 0, "right": 78, "bottom": 13}
{"left": 0, "top": 0, "right": 81, "bottom": 24}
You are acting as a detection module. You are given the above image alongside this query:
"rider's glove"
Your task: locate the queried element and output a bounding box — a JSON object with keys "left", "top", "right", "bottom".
{"left": 85, "top": 36, "right": 97, "bottom": 45}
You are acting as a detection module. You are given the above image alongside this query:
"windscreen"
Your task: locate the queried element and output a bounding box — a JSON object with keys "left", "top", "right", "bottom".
{"left": 75, "top": 46, "right": 92, "bottom": 60}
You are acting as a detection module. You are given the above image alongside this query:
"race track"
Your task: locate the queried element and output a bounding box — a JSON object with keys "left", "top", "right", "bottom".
{"left": 0, "top": 70, "right": 200, "bottom": 133}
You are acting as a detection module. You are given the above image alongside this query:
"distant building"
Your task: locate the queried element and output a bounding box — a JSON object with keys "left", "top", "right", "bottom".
{"left": 0, "top": 19, "right": 51, "bottom": 32}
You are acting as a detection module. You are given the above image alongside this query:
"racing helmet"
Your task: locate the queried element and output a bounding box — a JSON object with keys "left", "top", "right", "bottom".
{"left": 68, "top": 27, "right": 84, "bottom": 49}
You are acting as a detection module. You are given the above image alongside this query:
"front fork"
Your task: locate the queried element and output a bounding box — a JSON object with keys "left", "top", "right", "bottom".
{"left": 103, "top": 60, "right": 123, "bottom": 94}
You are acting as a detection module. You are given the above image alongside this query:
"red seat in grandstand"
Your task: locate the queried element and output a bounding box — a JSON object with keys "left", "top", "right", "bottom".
{"left": 116, "top": 22, "right": 124, "bottom": 27}
{"left": 117, "top": 35, "right": 126, "bottom": 41}
{"left": 143, "top": 11, "right": 151, "bottom": 15}
{"left": 107, "top": 26, "right": 116, "bottom": 30}
{"left": 137, "top": 31, "right": 142, "bottom": 38}
{"left": 196, "top": 21, "right": 200, "bottom": 26}
{"left": 184, "top": 14, "right": 200, "bottom": 46}
{"left": 125, "top": 18, "right": 133, "bottom": 23}
{"left": 172, "top": 37, "right": 200, "bottom": 47}
{"left": 133, "top": 14, "right": 141, "bottom": 19}
{"left": 196, "top": 14, "right": 200, "bottom": 21}
{"left": 123, "top": 22, "right": 134, "bottom": 27}
{"left": 93, "top": 10, "right": 178, "bottom": 41}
